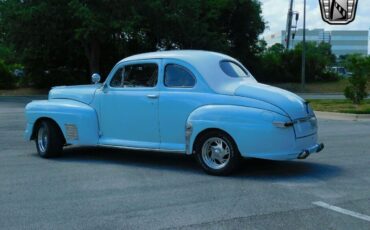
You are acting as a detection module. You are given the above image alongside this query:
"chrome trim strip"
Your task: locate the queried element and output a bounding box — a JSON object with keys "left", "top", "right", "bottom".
{"left": 273, "top": 121, "right": 294, "bottom": 128}
{"left": 296, "top": 132, "right": 317, "bottom": 139}
{"left": 185, "top": 122, "right": 193, "bottom": 155}
{"left": 294, "top": 115, "right": 316, "bottom": 123}
{"left": 98, "top": 144, "right": 185, "bottom": 153}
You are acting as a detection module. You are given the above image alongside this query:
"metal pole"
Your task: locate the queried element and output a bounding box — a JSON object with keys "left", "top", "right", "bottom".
{"left": 285, "top": 0, "right": 294, "bottom": 50}
{"left": 301, "top": 0, "right": 306, "bottom": 91}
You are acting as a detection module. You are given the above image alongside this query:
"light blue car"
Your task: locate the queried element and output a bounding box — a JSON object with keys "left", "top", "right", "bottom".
{"left": 25, "top": 50, "right": 324, "bottom": 175}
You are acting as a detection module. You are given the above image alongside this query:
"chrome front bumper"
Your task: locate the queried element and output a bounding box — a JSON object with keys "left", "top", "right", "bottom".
{"left": 298, "top": 143, "right": 324, "bottom": 159}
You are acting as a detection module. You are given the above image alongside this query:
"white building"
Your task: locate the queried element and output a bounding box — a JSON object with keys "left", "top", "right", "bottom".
{"left": 281, "top": 29, "right": 369, "bottom": 56}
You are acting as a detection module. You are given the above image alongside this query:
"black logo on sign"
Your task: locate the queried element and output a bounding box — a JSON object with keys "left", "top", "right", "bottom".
{"left": 319, "top": 0, "right": 359, "bottom": 25}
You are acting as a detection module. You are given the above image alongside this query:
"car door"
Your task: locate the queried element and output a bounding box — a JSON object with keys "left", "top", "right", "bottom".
{"left": 98, "top": 60, "right": 161, "bottom": 149}
{"left": 158, "top": 60, "right": 207, "bottom": 152}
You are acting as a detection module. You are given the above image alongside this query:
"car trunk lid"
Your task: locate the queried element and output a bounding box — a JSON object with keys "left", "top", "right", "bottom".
{"left": 234, "top": 82, "right": 317, "bottom": 138}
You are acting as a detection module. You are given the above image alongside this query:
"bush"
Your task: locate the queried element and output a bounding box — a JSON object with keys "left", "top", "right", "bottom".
{"left": 0, "top": 60, "right": 16, "bottom": 89}
{"left": 344, "top": 75, "right": 368, "bottom": 104}
{"left": 343, "top": 54, "right": 370, "bottom": 104}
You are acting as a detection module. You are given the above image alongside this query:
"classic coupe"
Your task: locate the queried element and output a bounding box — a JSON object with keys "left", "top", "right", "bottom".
{"left": 25, "top": 50, "right": 324, "bottom": 175}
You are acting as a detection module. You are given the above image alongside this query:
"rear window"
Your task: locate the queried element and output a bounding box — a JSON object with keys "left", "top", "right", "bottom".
{"left": 220, "top": 61, "right": 248, "bottom": 78}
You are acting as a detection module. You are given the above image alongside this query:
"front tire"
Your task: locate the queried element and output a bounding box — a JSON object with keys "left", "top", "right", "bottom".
{"left": 195, "top": 131, "right": 241, "bottom": 175}
{"left": 35, "top": 120, "right": 64, "bottom": 158}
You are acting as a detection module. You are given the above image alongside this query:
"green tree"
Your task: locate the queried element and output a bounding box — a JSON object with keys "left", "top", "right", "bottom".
{"left": 0, "top": 0, "right": 89, "bottom": 88}
{"left": 293, "top": 42, "right": 336, "bottom": 82}
{"left": 0, "top": 0, "right": 265, "bottom": 88}
{"left": 257, "top": 43, "right": 289, "bottom": 82}
{"left": 226, "top": 0, "right": 265, "bottom": 70}
{"left": 256, "top": 41, "right": 337, "bottom": 83}
{"left": 0, "top": 59, "right": 15, "bottom": 89}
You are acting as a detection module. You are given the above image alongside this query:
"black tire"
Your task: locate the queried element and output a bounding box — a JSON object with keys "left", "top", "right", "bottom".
{"left": 35, "top": 120, "right": 64, "bottom": 158}
{"left": 195, "top": 130, "right": 241, "bottom": 176}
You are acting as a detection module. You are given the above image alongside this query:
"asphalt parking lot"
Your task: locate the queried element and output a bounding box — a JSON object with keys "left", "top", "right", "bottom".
{"left": 1, "top": 97, "right": 370, "bottom": 230}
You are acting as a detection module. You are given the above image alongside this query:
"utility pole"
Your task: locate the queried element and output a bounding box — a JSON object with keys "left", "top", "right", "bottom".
{"left": 301, "top": 0, "right": 306, "bottom": 91}
{"left": 285, "top": 0, "right": 294, "bottom": 50}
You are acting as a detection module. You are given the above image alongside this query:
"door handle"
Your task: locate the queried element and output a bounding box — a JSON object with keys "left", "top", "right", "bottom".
{"left": 147, "top": 94, "right": 159, "bottom": 99}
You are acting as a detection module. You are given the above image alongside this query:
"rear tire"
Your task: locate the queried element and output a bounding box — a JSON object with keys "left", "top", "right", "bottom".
{"left": 195, "top": 131, "right": 241, "bottom": 176}
{"left": 35, "top": 120, "right": 64, "bottom": 158}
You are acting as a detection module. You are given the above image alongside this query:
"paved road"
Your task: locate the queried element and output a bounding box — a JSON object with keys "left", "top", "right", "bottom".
{"left": 298, "top": 93, "right": 370, "bottom": 100}
{"left": 1, "top": 97, "right": 370, "bottom": 230}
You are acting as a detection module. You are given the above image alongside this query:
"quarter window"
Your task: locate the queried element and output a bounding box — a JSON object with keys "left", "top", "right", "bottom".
{"left": 164, "top": 64, "right": 196, "bottom": 88}
{"left": 220, "top": 61, "right": 248, "bottom": 78}
{"left": 110, "top": 63, "right": 158, "bottom": 88}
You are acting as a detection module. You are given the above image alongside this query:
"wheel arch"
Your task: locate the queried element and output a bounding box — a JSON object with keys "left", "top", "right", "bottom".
{"left": 31, "top": 117, "right": 66, "bottom": 144}
{"left": 192, "top": 128, "right": 239, "bottom": 155}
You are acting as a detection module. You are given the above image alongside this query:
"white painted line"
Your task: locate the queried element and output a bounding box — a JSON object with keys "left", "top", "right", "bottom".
{"left": 313, "top": 201, "right": 370, "bottom": 222}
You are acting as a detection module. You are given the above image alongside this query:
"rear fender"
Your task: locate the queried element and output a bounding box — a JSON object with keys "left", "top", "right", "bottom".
{"left": 186, "top": 105, "right": 294, "bottom": 157}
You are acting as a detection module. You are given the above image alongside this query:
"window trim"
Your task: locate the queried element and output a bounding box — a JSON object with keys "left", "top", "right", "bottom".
{"left": 164, "top": 64, "right": 197, "bottom": 88}
{"left": 219, "top": 60, "right": 250, "bottom": 78}
{"left": 109, "top": 63, "right": 159, "bottom": 89}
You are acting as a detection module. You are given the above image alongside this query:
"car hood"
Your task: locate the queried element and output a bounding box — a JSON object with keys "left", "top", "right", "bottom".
{"left": 234, "top": 83, "right": 311, "bottom": 120}
{"left": 49, "top": 84, "right": 100, "bottom": 105}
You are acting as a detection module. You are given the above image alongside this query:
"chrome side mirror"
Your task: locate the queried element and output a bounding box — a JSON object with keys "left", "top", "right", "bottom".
{"left": 91, "top": 73, "right": 101, "bottom": 84}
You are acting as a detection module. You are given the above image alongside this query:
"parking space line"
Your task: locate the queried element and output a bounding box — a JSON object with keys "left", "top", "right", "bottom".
{"left": 313, "top": 201, "right": 370, "bottom": 222}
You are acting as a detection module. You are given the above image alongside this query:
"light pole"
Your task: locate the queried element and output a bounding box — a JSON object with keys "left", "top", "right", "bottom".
{"left": 285, "top": 0, "right": 294, "bottom": 50}
{"left": 301, "top": 0, "right": 306, "bottom": 91}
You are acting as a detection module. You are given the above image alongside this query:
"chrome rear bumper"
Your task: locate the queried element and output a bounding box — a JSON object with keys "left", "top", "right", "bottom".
{"left": 298, "top": 143, "right": 324, "bottom": 159}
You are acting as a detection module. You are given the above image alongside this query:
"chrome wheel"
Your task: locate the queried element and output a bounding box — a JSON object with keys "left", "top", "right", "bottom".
{"left": 201, "top": 137, "right": 231, "bottom": 170}
{"left": 37, "top": 125, "right": 48, "bottom": 153}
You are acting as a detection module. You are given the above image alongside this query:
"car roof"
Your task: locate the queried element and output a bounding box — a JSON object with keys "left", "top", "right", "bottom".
{"left": 118, "top": 50, "right": 256, "bottom": 95}
{"left": 120, "top": 50, "right": 232, "bottom": 63}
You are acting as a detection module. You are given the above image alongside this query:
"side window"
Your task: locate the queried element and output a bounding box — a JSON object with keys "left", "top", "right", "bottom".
{"left": 110, "top": 63, "right": 158, "bottom": 88}
{"left": 164, "top": 64, "right": 196, "bottom": 88}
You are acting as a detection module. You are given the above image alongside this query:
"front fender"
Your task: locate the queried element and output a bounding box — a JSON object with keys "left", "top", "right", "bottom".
{"left": 25, "top": 99, "right": 99, "bottom": 146}
{"left": 186, "top": 105, "right": 295, "bottom": 157}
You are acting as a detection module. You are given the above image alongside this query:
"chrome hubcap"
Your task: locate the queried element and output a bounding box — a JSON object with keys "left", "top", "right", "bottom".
{"left": 37, "top": 125, "right": 48, "bottom": 153}
{"left": 201, "top": 137, "right": 231, "bottom": 170}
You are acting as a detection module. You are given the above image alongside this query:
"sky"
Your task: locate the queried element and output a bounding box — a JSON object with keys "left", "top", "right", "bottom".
{"left": 260, "top": 0, "right": 370, "bottom": 45}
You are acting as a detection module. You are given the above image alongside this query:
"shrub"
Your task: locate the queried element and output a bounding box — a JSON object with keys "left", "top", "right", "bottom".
{"left": 343, "top": 54, "right": 370, "bottom": 104}
{"left": 344, "top": 75, "right": 368, "bottom": 104}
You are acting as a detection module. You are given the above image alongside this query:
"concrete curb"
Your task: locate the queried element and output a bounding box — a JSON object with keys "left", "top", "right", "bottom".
{"left": 0, "top": 95, "right": 47, "bottom": 98}
{"left": 315, "top": 111, "right": 370, "bottom": 121}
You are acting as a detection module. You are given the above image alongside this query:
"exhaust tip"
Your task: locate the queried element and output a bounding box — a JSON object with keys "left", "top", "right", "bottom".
{"left": 298, "top": 150, "right": 310, "bottom": 160}
{"left": 298, "top": 143, "right": 324, "bottom": 160}
{"left": 316, "top": 143, "right": 325, "bottom": 153}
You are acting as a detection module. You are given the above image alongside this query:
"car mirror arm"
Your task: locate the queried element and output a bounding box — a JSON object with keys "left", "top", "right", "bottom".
{"left": 101, "top": 82, "right": 109, "bottom": 93}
